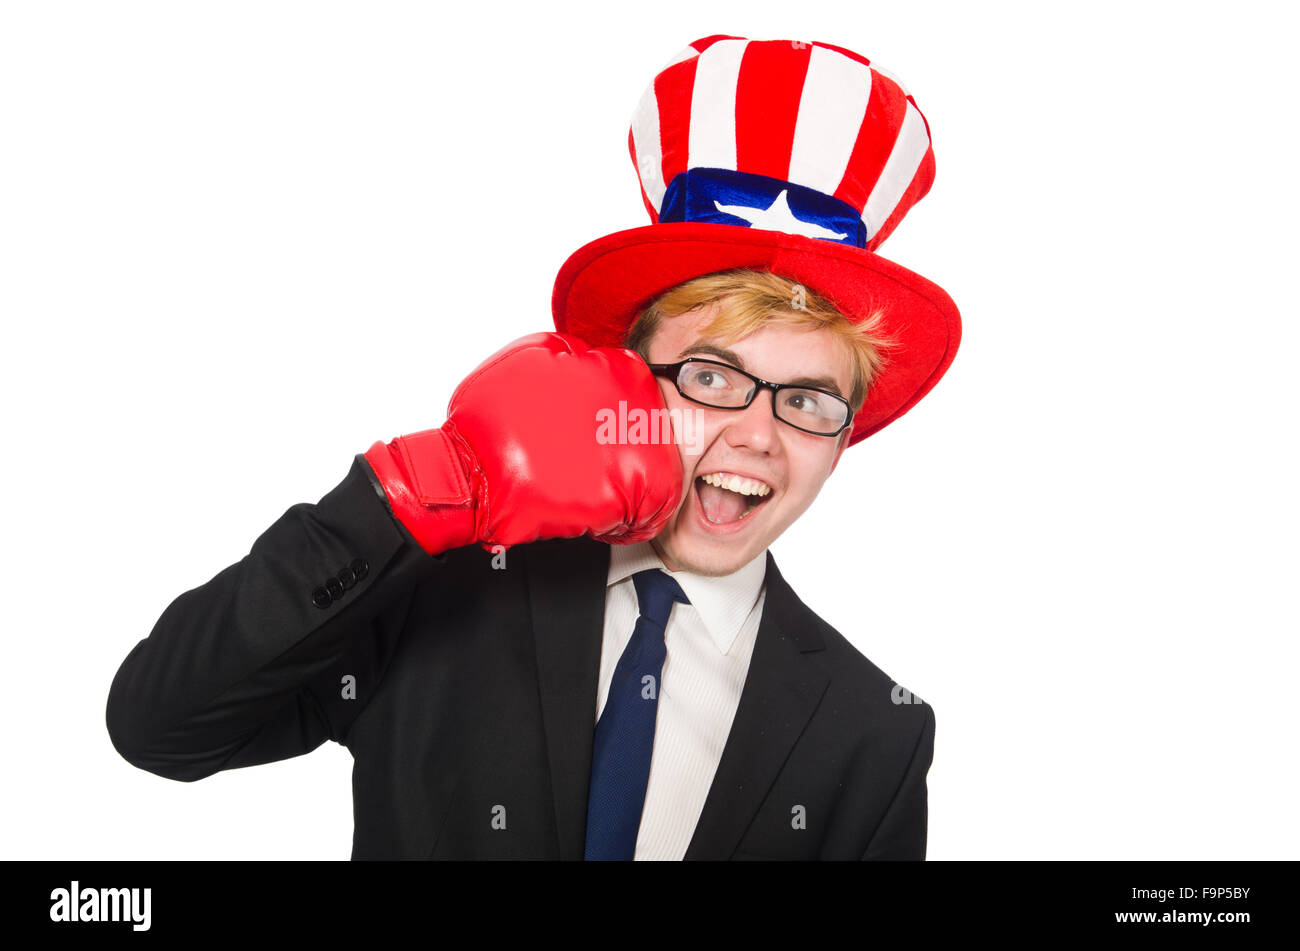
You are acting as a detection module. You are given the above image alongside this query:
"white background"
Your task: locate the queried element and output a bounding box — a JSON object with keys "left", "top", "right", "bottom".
{"left": 2, "top": 0, "right": 1296, "bottom": 860}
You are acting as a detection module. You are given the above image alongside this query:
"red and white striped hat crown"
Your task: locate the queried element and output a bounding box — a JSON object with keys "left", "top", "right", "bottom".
{"left": 631, "top": 35, "right": 935, "bottom": 253}
{"left": 552, "top": 34, "right": 961, "bottom": 445}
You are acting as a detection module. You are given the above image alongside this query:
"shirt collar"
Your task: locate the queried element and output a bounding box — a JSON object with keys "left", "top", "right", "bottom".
{"left": 605, "top": 541, "right": 767, "bottom": 655}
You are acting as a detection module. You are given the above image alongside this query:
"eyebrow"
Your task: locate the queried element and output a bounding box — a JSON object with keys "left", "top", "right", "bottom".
{"left": 677, "top": 342, "right": 847, "bottom": 398}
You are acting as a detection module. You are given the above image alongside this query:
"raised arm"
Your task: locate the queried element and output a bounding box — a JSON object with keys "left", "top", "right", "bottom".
{"left": 106, "top": 331, "right": 684, "bottom": 781}
{"left": 105, "top": 456, "right": 432, "bottom": 780}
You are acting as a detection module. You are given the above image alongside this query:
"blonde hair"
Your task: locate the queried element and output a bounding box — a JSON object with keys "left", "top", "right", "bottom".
{"left": 623, "top": 268, "right": 895, "bottom": 414}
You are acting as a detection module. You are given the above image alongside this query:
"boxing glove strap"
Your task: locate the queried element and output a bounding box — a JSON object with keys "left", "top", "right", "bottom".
{"left": 363, "top": 428, "right": 478, "bottom": 556}
{"left": 394, "top": 428, "right": 473, "bottom": 505}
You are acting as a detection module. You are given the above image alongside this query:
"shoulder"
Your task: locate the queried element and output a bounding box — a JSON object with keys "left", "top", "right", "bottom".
{"left": 413, "top": 533, "right": 609, "bottom": 599}
{"left": 762, "top": 551, "right": 935, "bottom": 739}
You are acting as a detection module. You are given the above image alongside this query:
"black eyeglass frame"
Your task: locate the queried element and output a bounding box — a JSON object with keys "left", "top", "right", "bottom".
{"left": 645, "top": 357, "right": 855, "bottom": 437}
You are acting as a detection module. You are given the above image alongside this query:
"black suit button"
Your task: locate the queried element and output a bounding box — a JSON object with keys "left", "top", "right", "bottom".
{"left": 312, "top": 587, "right": 332, "bottom": 609}
{"left": 326, "top": 577, "right": 344, "bottom": 600}
{"left": 338, "top": 566, "right": 356, "bottom": 590}
{"left": 350, "top": 558, "right": 369, "bottom": 580}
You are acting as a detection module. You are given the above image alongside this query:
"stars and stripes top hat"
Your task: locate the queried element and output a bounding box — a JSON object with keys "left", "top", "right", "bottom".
{"left": 551, "top": 34, "right": 961, "bottom": 445}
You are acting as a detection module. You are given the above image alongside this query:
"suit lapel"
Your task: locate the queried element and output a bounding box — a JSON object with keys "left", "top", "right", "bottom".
{"left": 525, "top": 536, "right": 609, "bottom": 860}
{"left": 683, "top": 550, "right": 830, "bottom": 860}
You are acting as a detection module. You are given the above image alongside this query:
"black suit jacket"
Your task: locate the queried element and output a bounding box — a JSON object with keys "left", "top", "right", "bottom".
{"left": 106, "top": 458, "right": 935, "bottom": 860}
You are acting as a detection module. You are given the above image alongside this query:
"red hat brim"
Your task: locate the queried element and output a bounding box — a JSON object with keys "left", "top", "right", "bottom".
{"left": 551, "top": 222, "right": 961, "bottom": 445}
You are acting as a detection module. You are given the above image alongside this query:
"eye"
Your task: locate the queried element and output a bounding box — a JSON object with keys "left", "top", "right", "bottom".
{"left": 682, "top": 363, "right": 736, "bottom": 389}
{"left": 783, "top": 391, "right": 822, "bottom": 413}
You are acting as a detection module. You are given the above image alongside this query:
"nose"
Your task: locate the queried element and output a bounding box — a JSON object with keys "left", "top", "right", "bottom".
{"left": 722, "top": 387, "right": 780, "bottom": 454}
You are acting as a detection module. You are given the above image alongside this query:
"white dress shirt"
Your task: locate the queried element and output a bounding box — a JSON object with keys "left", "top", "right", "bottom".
{"left": 597, "top": 541, "right": 767, "bottom": 860}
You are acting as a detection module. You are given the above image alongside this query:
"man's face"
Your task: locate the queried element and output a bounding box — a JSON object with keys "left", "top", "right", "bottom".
{"left": 645, "top": 301, "right": 855, "bottom": 576}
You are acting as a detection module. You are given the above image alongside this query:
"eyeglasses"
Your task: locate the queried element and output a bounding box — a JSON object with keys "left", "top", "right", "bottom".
{"left": 646, "top": 358, "right": 853, "bottom": 437}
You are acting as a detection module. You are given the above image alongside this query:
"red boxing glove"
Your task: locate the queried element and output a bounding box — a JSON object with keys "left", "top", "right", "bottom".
{"left": 364, "top": 332, "right": 684, "bottom": 555}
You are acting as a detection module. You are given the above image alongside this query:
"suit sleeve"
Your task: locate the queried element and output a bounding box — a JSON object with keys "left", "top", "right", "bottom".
{"left": 861, "top": 701, "right": 935, "bottom": 860}
{"left": 105, "top": 455, "right": 437, "bottom": 781}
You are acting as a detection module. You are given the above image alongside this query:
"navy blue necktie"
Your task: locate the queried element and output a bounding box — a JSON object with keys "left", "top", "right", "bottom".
{"left": 584, "top": 568, "right": 689, "bottom": 861}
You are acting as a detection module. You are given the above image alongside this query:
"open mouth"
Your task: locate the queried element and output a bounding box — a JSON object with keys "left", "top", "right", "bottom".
{"left": 694, "top": 471, "right": 774, "bottom": 527}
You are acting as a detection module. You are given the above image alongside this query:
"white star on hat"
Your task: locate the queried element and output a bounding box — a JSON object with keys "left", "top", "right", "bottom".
{"left": 712, "top": 189, "right": 849, "bottom": 241}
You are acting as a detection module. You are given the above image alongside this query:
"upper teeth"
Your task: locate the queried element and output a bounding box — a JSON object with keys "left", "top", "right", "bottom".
{"left": 701, "top": 472, "right": 772, "bottom": 497}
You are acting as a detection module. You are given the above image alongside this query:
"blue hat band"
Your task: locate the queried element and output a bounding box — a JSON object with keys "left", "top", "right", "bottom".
{"left": 658, "top": 168, "right": 867, "bottom": 249}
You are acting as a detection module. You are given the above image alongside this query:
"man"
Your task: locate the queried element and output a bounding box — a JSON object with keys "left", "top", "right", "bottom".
{"left": 106, "top": 34, "right": 960, "bottom": 860}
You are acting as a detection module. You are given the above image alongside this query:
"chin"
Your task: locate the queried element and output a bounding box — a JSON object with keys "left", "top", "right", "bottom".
{"left": 654, "top": 537, "right": 760, "bottom": 577}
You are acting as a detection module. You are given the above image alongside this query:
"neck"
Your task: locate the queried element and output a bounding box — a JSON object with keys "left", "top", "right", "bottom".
{"left": 650, "top": 538, "right": 682, "bottom": 573}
